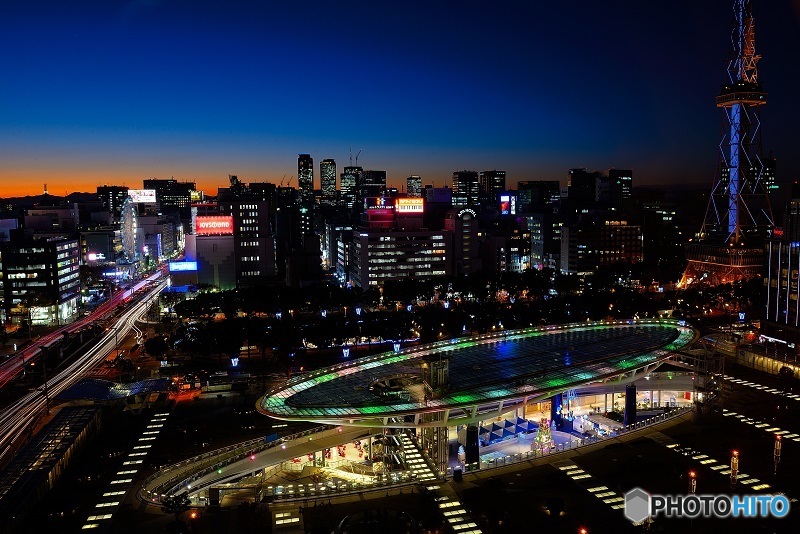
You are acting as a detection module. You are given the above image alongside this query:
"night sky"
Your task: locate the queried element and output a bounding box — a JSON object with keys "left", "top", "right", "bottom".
{"left": 2, "top": 0, "right": 800, "bottom": 196}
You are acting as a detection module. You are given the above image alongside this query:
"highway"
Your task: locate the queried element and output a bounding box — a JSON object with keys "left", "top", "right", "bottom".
{"left": 0, "top": 268, "right": 165, "bottom": 390}
{"left": 0, "top": 271, "right": 167, "bottom": 464}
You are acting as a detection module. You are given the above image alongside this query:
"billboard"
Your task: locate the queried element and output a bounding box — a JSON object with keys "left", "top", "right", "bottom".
{"left": 396, "top": 198, "right": 424, "bottom": 214}
{"left": 364, "top": 197, "right": 395, "bottom": 211}
{"left": 499, "top": 194, "right": 516, "bottom": 216}
{"left": 196, "top": 216, "right": 234, "bottom": 235}
{"left": 169, "top": 261, "right": 198, "bottom": 272}
{"left": 129, "top": 189, "right": 157, "bottom": 203}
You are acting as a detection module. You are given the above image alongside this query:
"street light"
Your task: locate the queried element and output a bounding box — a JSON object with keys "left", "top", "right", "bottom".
{"left": 774, "top": 435, "right": 782, "bottom": 475}
{"left": 688, "top": 470, "right": 696, "bottom": 494}
{"left": 731, "top": 450, "right": 739, "bottom": 487}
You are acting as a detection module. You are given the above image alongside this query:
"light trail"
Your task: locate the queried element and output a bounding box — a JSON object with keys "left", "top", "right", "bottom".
{"left": 0, "top": 272, "right": 166, "bottom": 458}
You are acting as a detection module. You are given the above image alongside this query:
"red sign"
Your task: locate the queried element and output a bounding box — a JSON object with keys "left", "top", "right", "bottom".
{"left": 196, "top": 216, "right": 233, "bottom": 235}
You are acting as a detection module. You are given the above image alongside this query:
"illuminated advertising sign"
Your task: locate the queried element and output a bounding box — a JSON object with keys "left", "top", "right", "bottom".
{"left": 169, "top": 261, "right": 198, "bottom": 272}
{"left": 499, "top": 194, "right": 516, "bottom": 216}
{"left": 128, "top": 189, "right": 157, "bottom": 203}
{"left": 396, "top": 198, "right": 424, "bottom": 214}
{"left": 364, "top": 197, "right": 395, "bottom": 211}
{"left": 195, "top": 215, "right": 234, "bottom": 235}
{"left": 190, "top": 190, "right": 203, "bottom": 201}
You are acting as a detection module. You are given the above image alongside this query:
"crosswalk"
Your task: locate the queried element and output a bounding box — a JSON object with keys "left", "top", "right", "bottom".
{"left": 82, "top": 412, "right": 170, "bottom": 531}
{"left": 722, "top": 408, "right": 800, "bottom": 442}
{"left": 552, "top": 459, "right": 627, "bottom": 513}
{"left": 652, "top": 433, "right": 780, "bottom": 494}
{"left": 723, "top": 375, "right": 800, "bottom": 400}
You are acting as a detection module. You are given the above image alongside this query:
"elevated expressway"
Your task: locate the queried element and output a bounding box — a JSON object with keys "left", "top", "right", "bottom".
{"left": 257, "top": 319, "right": 699, "bottom": 429}
{"left": 0, "top": 276, "right": 166, "bottom": 464}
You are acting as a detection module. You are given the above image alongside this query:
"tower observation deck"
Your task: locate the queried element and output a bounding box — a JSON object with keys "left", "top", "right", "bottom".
{"left": 682, "top": 0, "right": 774, "bottom": 287}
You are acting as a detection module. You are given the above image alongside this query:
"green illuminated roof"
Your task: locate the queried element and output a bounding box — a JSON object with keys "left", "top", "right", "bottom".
{"left": 259, "top": 319, "right": 697, "bottom": 421}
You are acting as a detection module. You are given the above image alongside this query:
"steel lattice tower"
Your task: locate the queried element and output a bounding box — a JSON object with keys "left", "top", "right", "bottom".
{"left": 681, "top": 0, "right": 774, "bottom": 287}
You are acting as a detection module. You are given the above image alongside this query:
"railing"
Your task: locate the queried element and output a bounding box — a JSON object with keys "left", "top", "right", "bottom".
{"left": 451, "top": 405, "right": 693, "bottom": 476}
{"left": 139, "top": 425, "right": 333, "bottom": 504}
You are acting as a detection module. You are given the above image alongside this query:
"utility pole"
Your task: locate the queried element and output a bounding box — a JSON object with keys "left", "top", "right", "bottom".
{"left": 42, "top": 347, "right": 50, "bottom": 415}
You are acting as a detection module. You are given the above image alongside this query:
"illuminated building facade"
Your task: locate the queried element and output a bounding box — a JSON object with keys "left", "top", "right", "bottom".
{"left": 298, "top": 153, "right": 314, "bottom": 202}
{"left": 350, "top": 230, "right": 451, "bottom": 288}
{"left": 479, "top": 170, "right": 506, "bottom": 204}
{"left": 320, "top": 158, "right": 337, "bottom": 204}
{"left": 406, "top": 175, "right": 422, "bottom": 198}
{"left": 452, "top": 171, "right": 479, "bottom": 205}
{"left": 560, "top": 219, "right": 643, "bottom": 275}
{"left": 1, "top": 232, "right": 80, "bottom": 325}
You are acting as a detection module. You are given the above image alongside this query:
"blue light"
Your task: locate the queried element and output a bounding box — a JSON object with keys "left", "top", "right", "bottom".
{"left": 407, "top": 305, "right": 412, "bottom": 312}
{"left": 231, "top": 357, "right": 239, "bottom": 367}
{"left": 321, "top": 309, "right": 327, "bottom": 318}
{"left": 169, "top": 261, "right": 198, "bottom": 272}
{"left": 443, "top": 301, "right": 450, "bottom": 309}
{"left": 343, "top": 347, "right": 350, "bottom": 358}
{"left": 355, "top": 307, "right": 362, "bottom": 316}
{"left": 393, "top": 342, "right": 401, "bottom": 353}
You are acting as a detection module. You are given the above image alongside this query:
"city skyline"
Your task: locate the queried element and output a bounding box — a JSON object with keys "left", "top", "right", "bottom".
{"left": 2, "top": 1, "right": 800, "bottom": 196}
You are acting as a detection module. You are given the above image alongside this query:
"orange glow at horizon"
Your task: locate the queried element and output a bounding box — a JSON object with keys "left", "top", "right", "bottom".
{"left": 0, "top": 168, "right": 283, "bottom": 198}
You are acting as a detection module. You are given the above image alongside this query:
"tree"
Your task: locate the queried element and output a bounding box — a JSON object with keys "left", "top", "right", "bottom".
{"left": 144, "top": 336, "right": 169, "bottom": 359}
{"left": 161, "top": 492, "right": 191, "bottom": 523}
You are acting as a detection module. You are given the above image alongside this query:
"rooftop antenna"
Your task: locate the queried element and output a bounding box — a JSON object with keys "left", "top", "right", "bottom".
{"left": 355, "top": 149, "right": 362, "bottom": 167}
{"left": 43, "top": 183, "right": 48, "bottom": 195}
{"left": 349, "top": 146, "right": 353, "bottom": 166}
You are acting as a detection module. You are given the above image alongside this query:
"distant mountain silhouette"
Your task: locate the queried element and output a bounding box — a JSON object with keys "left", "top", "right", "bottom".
{"left": 0, "top": 192, "right": 97, "bottom": 207}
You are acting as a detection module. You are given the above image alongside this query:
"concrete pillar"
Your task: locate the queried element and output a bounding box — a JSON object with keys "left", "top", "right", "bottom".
{"left": 624, "top": 384, "right": 637, "bottom": 426}
{"left": 604, "top": 393, "right": 608, "bottom": 413}
{"left": 550, "top": 394, "right": 562, "bottom": 428}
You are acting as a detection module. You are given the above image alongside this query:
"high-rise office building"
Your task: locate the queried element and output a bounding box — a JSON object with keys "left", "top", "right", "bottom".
{"left": 1, "top": 231, "right": 80, "bottom": 325}
{"left": 452, "top": 171, "right": 480, "bottom": 205}
{"left": 143, "top": 178, "right": 195, "bottom": 219}
{"left": 340, "top": 166, "right": 362, "bottom": 208}
{"left": 608, "top": 169, "right": 633, "bottom": 203}
{"left": 358, "top": 170, "right": 386, "bottom": 204}
{"left": 97, "top": 185, "right": 129, "bottom": 222}
{"left": 566, "top": 169, "right": 598, "bottom": 205}
{"left": 320, "top": 159, "right": 337, "bottom": 204}
{"left": 479, "top": 170, "right": 506, "bottom": 204}
{"left": 407, "top": 176, "right": 422, "bottom": 198}
{"left": 517, "top": 181, "right": 561, "bottom": 212}
{"left": 298, "top": 154, "right": 314, "bottom": 202}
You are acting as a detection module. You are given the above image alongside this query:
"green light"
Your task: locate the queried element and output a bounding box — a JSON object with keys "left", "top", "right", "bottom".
{"left": 358, "top": 406, "right": 385, "bottom": 414}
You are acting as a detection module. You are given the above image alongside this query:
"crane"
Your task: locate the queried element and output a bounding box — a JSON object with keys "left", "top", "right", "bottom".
{"left": 280, "top": 174, "right": 287, "bottom": 186}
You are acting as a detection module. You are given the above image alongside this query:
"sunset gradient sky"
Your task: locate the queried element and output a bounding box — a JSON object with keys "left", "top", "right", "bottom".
{"left": 2, "top": 0, "right": 800, "bottom": 197}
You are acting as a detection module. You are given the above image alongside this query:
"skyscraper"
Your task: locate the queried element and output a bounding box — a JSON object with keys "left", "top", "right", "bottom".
{"left": 407, "top": 176, "right": 422, "bottom": 198}
{"left": 320, "top": 159, "right": 337, "bottom": 204}
{"left": 340, "top": 166, "right": 362, "bottom": 208}
{"left": 298, "top": 154, "right": 314, "bottom": 202}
